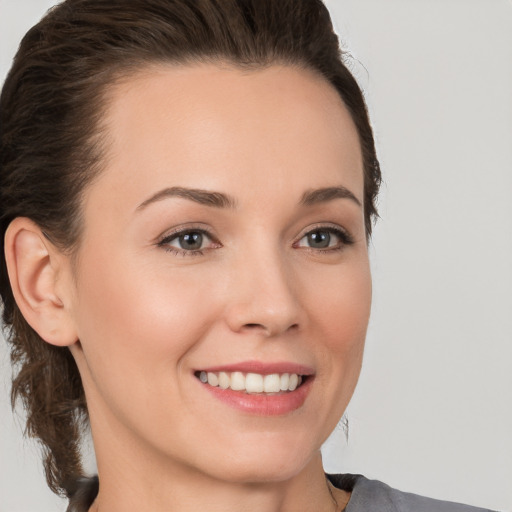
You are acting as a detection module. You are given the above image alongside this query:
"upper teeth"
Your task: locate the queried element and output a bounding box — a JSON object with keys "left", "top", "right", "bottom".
{"left": 199, "top": 371, "right": 302, "bottom": 393}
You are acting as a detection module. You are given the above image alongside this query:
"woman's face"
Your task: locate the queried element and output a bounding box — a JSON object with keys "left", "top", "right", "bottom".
{"left": 66, "top": 64, "right": 371, "bottom": 482}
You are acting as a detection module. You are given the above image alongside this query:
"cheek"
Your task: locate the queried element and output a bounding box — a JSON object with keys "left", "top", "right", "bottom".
{"left": 305, "top": 255, "right": 371, "bottom": 394}
{"left": 70, "top": 251, "right": 223, "bottom": 404}
{"left": 308, "top": 256, "right": 371, "bottom": 346}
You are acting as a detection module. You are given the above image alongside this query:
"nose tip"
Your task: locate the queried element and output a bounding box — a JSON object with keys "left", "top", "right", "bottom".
{"left": 224, "top": 261, "right": 302, "bottom": 338}
{"left": 226, "top": 302, "right": 300, "bottom": 338}
{"left": 230, "top": 310, "right": 300, "bottom": 338}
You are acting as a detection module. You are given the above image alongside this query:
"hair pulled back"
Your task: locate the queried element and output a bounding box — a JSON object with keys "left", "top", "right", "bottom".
{"left": 0, "top": 0, "right": 381, "bottom": 499}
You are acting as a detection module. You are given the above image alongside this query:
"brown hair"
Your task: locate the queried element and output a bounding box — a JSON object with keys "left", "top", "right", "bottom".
{"left": 0, "top": 0, "right": 381, "bottom": 499}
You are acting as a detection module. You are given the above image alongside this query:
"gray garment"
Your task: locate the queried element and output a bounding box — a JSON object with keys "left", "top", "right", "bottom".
{"left": 328, "top": 474, "right": 497, "bottom": 512}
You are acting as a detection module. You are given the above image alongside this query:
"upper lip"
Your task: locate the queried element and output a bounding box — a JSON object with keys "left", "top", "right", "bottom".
{"left": 196, "top": 360, "right": 315, "bottom": 376}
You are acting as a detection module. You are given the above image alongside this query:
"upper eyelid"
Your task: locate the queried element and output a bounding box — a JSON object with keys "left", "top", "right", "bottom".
{"left": 295, "top": 222, "right": 351, "bottom": 238}
{"left": 156, "top": 224, "right": 217, "bottom": 243}
{"left": 157, "top": 228, "right": 219, "bottom": 256}
{"left": 294, "top": 224, "right": 354, "bottom": 247}
{"left": 164, "top": 229, "right": 213, "bottom": 244}
{"left": 155, "top": 222, "right": 353, "bottom": 247}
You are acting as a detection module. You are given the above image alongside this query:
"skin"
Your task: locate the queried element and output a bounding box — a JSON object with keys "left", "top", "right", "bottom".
{"left": 7, "top": 63, "right": 371, "bottom": 511}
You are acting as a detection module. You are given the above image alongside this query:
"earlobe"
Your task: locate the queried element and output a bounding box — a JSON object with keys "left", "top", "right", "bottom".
{"left": 4, "top": 218, "right": 78, "bottom": 347}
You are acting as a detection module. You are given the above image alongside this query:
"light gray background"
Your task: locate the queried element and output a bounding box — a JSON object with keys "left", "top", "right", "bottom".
{"left": 1, "top": 1, "right": 511, "bottom": 511}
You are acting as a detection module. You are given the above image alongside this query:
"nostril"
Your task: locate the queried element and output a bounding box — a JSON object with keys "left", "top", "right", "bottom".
{"left": 244, "top": 323, "right": 262, "bottom": 329}
{"left": 242, "top": 322, "right": 299, "bottom": 334}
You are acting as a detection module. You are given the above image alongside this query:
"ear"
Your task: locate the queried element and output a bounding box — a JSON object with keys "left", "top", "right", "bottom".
{"left": 4, "top": 218, "right": 78, "bottom": 347}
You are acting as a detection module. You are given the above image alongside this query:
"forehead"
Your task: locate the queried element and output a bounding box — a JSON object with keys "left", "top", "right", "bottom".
{"left": 91, "top": 63, "right": 363, "bottom": 210}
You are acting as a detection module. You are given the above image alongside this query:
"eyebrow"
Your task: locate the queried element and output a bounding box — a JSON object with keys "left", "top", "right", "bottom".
{"left": 136, "top": 184, "right": 361, "bottom": 212}
{"left": 136, "top": 186, "right": 237, "bottom": 211}
{"left": 300, "top": 186, "right": 362, "bottom": 207}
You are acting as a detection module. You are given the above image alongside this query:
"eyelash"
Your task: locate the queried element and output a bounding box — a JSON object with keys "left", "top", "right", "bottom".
{"left": 157, "top": 227, "right": 219, "bottom": 257}
{"left": 294, "top": 225, "right": 354, "bottom": 253}
{"left": 157, "top": 225, "right": 354, "bottom": 257}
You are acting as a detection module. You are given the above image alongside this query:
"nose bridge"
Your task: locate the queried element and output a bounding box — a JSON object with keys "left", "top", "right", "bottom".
{"left": 225, "top": 239, "right": 301, "bottom": 336}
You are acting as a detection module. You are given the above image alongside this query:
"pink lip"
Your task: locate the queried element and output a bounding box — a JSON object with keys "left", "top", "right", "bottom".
{"left": 195, "top": 361, "right": 315, "bottom": 416}
{"left": 197, "top": 360, "right": 315, "bottom": 376}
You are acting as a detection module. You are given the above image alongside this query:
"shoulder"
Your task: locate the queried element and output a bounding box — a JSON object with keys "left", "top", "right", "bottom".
{"left": 327, "top": 474, "right": 497, "bottom": 512}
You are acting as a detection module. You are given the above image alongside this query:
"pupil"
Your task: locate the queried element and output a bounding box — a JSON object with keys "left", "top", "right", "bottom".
{"left": 180, "top": 232, "right": 203, "bottom": 250}
{"left": 308, "top": 231, "right": 330, "bottom": 248}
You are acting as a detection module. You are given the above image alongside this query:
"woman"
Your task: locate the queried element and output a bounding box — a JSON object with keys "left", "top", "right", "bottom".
{"left": 0, "top": 1, "right": 499, "bottom": 511}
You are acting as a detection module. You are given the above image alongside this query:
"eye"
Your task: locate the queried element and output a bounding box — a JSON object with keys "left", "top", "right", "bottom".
{"left": 172, "top": 231, "right": 206, "bottom": 251}
{"left": 304, "top": 230, "right": 333, "bottom": 249}
{"left": 157, "top": 228, "right": 219, "bottom": 255}
{"left": 295, "top": 226, "right": 353, "bottom": 251}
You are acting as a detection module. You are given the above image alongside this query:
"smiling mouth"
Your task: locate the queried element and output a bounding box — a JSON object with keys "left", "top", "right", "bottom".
{"left": 195, "top": 371, "right": 306, "bottom": 394}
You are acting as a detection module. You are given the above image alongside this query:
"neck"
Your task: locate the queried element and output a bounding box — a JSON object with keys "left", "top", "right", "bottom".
{"left": 91, "top": 441, "right": 345, "bottom": 512}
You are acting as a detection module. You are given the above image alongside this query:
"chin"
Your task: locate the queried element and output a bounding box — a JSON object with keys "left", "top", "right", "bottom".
{"left": 191, "top": 432, "right": 320, "bottom": 485}
{"left": 209, "top": 459, "right": 310, "bottom": 485}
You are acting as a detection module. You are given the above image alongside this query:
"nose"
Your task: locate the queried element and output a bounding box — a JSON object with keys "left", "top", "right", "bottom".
{"left": 224, "top": 248, "right": 302, "bottom": 338}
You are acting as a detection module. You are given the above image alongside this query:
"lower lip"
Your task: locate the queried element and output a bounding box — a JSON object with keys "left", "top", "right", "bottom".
{"left": 199, "top": 377, "right": 313, "bottom": 416}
